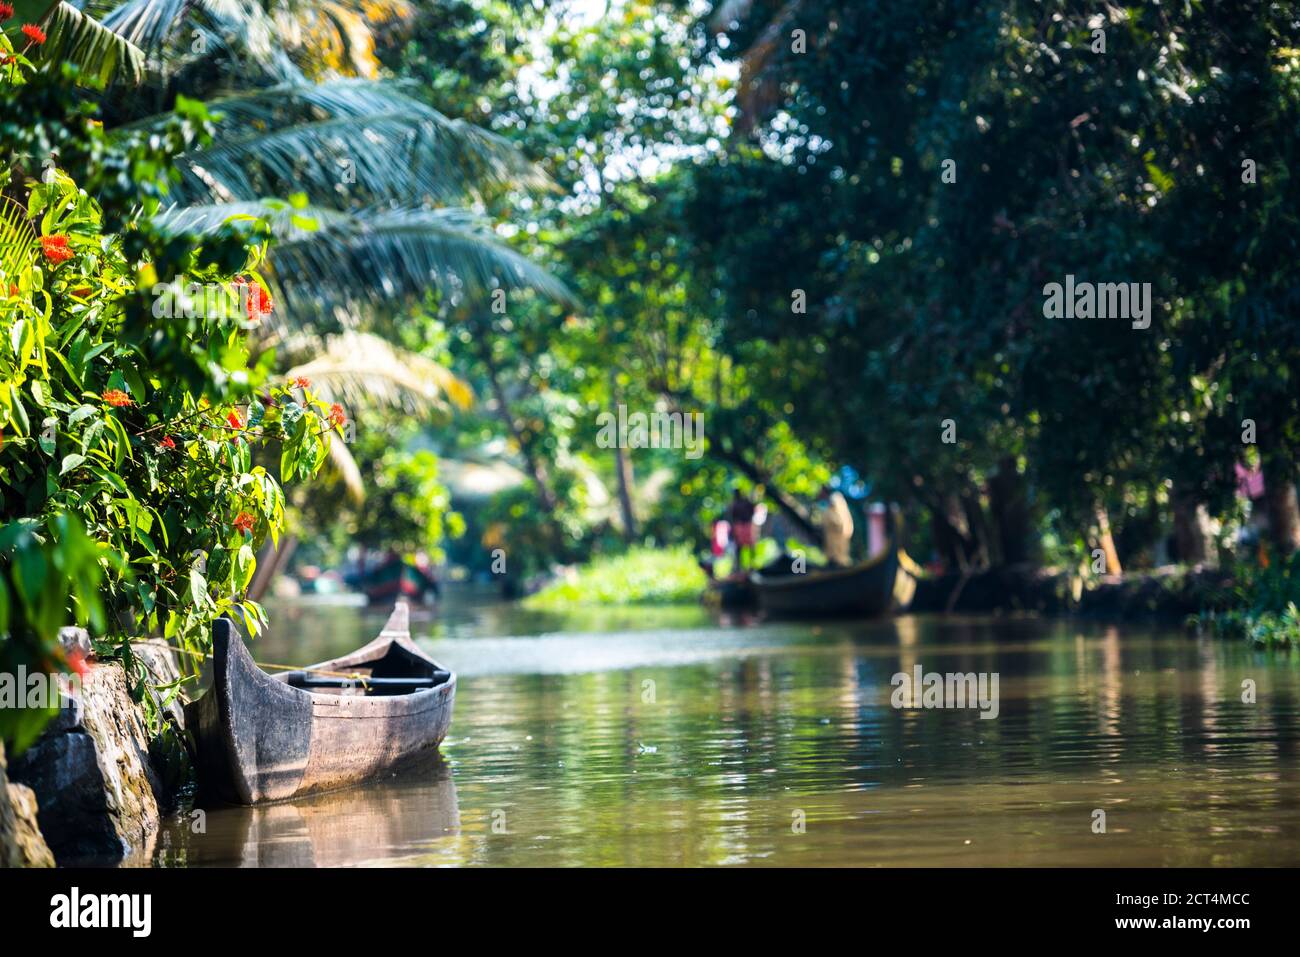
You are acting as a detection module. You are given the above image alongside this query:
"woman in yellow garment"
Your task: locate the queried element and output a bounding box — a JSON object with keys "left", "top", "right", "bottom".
{"left": 818, "top": 484, "right": 854, "bottom": 566}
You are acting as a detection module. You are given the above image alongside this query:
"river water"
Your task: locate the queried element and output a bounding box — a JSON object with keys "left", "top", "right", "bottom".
{"left": 153, "top": 588, "right": 1300, "bottom": 867}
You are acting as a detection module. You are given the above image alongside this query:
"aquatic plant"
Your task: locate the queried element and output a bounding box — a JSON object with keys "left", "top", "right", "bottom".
{"left": 526, "top": 546, "right": 709, "bottom": 608}
{"left": 1194, "top": 551, "right": 1300, "bottom": 647}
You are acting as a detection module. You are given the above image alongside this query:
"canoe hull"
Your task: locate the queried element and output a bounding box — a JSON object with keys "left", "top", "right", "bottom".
{"left": 752, "top": 549, "right": 911, "bottom": 618}
{"left": 186, "top": 603, "right": 455, "bottom": 804}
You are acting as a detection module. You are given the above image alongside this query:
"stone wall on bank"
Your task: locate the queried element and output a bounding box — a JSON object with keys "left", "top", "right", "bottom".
{"left": 5, "top": 631, "right": 189, "bottom": 866}
{"left": 0, "top": 740, "right": 55, "bottom": 868}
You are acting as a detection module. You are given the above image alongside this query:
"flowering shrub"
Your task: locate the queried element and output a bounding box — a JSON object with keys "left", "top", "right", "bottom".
{"left": 0, "top": 66, "right": 337, "bottom": 752}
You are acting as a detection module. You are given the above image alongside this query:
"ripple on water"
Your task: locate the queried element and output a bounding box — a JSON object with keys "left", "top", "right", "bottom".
{"left": 153, "top": 604, "right": 1300, "bottom": 867}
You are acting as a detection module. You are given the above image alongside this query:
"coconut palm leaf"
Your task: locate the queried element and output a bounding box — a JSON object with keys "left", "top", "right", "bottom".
{"left": 95, "top": 0, "right": 302, "bottom": 86}
{"left": 14, "top": 1, "right": 147, "bottom": 88}
{"left": 325, "top": 432, "right": 365, "bottom": 503}
{"left": 284, "top": 331, "right": 474, "bottom": 415}
{"left": 96, "top": 0, "right": 192, "bottom": 52}
{"left": 0, "top": 195, "right": 37, "bottom": 285}
{"left": 152, "top": 201, "right": 580, "bottom": 319}
{"left": 123, "top": 80, "right": 553, "bottom": 204}
{"left": 94, "top": 0, "right": 570, "bottom": 337}
{"left": 95, "top": 0, "right": 411, "bottom": 81}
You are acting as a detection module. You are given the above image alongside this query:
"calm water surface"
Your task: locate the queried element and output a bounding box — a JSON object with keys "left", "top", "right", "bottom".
{"left": 154, "top": 588, "right": 1300, "bottom": 867}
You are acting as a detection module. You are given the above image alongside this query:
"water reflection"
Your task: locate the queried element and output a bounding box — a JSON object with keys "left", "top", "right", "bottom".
{"left": 155, "top": 591, "right": 1300, "bottom": 867}
{"left": 157, "top": 756, "right": 461, "bottom": 867}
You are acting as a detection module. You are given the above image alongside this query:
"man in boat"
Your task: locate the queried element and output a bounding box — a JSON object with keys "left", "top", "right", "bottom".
{"left": 818, "top": 484, "right": 854, "bottom": 566}
{"left": 728, "top": 487, "right": 757, "bottom": 570}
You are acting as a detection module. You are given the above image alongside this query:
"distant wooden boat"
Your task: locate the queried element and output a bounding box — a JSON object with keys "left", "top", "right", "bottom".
{"left": 751, "top": 548, "right": 916, "bottom": 618}
{"left": 349, "top": 557, "right": 440, "bottom": 606}
{"left": 186, "top": 602, "right": 456, "bottom": 804}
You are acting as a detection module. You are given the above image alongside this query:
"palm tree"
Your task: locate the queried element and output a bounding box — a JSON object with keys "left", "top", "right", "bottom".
{"left": 13, "top": 0, "right": 575, "bottom": 328}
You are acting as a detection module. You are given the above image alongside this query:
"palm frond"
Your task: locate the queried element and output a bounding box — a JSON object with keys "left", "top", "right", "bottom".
{"left": 0, "top": 195, "right": 37, "bottom": 284}
{"left": 325, "top": 432, "right": 365, "bottom": 504}
{"left": 152, "top": 201, "right": 580, "bottom": 319}
{"left": 284, "top": 331, "right": 474, "bottom": 415}
{"left": 150, "top": 81, "right": 552, "bottom": 204}
{"left": 177, "top": 114, "right": 450, "bottom": 205}
{"left": 31, "top": 2, "right": 147, "bottom": 88}
{"left": 98, "top": 0, "right": 192, "bottom": 52}
{"left": 140, "top": 0, "right": 303, "bottom": 86}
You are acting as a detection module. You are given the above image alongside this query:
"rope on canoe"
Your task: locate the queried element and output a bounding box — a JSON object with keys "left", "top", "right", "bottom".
{"left": 134, "top": 640, "right": 371, "bottom": 683}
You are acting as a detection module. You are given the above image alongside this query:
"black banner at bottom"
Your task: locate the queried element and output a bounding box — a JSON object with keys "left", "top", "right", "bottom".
{"left": 0, "top": 866, "right": 1280, "bottom": 943}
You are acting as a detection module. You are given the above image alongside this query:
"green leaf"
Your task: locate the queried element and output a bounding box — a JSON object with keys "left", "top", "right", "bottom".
{"left": 189, "top": 566, "right": 208, "bottom": 608}
{"left": 236, "top": 543, "right": 256, "bottom": 590}
{"left": 60, "top": 453, "right": 86, "bottom": 475}
{"left": 38, "top": 417, "right": 57, "bottom": 455}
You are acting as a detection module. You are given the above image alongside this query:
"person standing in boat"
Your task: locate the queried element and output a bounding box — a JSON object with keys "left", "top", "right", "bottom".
{"left": 818, "top": 484, "right": 854, "bottom": 566}
{"left": 728, "top": 487, "right": 757, "bottom": 570}
{"left": 699, "top": 513, "right": 731, "bottom": 580}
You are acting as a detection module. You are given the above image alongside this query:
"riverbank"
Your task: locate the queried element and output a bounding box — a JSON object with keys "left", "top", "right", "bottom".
{"left": 910, "top": 563, "right": 1234, "bottom": 620}
{"left": 0, "top": 631, "right": 189, "bottom": 867}
{"left": 528, "top": 546, "right": 1228, "bottom": 613}
{"left": 525, "top": 545, "right": 1300, "bottom": 645}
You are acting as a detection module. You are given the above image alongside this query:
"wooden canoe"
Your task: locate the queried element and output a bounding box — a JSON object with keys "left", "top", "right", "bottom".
{"left": 750, "top": 547, "right": 916, "bottom": 618}
{"left": 350, "top": 557, "right": 440, "bottom": 606}
{"left": 186, "top": 602, "right": 456, "bottom": 804}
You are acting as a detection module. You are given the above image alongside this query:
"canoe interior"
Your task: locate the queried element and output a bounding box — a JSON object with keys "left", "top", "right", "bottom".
{"left": 278, "top": 641, "right": 452, "bottom": 697}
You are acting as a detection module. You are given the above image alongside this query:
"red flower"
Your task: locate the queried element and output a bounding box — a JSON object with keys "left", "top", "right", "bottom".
{"left": 232, "top": 276, "right": 272, "bottom": 321}
{"left": 101, "top": 389, "right": 133, "bottom": 407}
{"left": 232, "top": 512, "right": 255, "bottom": 536}
{"left": 327, "top": 403, "right": 346, "bottom": 428}
{"left": 65, "top": 646, "right": 91, "bottom": 679}
{"left": 40, "top": 235, "right": 73, "bottom": 264}
{"left": 21, "top": 23, "right": 46, "bottom": 45}
{"left": 159, "top": 435, "right": 176, "bottom": 450}
{"left": 226, "top": 409, "right": 243, "bottom": 430}
{"left": 291, "top": 376, "right": 310, "bottom": 389}
{"left": 6, "top": 284, "right": 18, "bottom": 297}
{"left": 0, "top": 4, "right": 16, "bottom": 20}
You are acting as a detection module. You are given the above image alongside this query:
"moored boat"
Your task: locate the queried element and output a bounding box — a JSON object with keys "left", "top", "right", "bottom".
{"left": 186, "top": 602, "right": 456, "bottom": 804}
{"left": 750, "top": 547, "right": 916, "bottom": 617}
{"left": 347, "top": 554, "right": 440, "bottom": 606}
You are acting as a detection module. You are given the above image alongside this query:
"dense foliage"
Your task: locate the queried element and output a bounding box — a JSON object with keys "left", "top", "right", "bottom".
{"left": 685, "top": 0, "right": 1300, "bottom": 569}
{"left": 390, "top": 2, "right": 1300, "bottom": 598}
{"left": 0, "top": 66, "right": 336, "bottom": 751}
